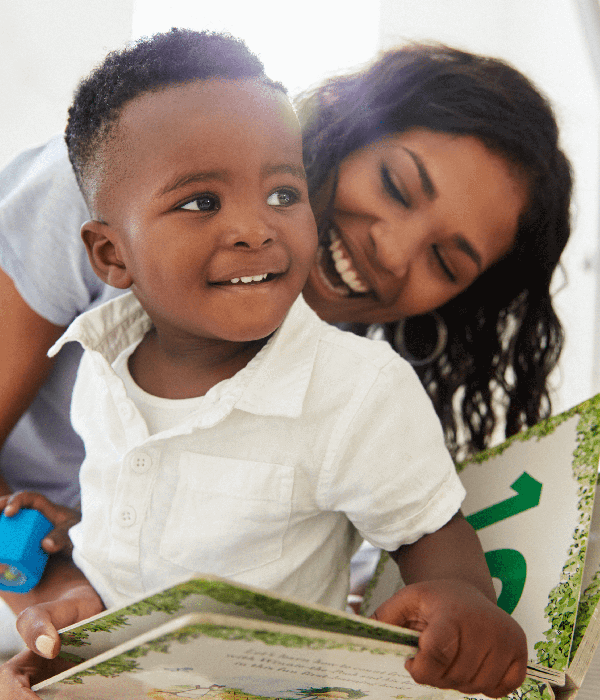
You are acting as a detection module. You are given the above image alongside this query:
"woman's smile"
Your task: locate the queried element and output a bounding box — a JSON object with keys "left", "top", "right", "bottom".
{"left": 315, "top": 229, "right": 372, "bottom": 297}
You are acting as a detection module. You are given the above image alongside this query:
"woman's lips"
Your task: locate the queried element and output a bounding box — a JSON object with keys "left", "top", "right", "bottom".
{"left": 317, "top": 229, "right": 371, "bottom": 296}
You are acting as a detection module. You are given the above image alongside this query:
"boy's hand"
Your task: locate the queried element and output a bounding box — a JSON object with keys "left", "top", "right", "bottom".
{"left": 373, "top": 578, "right": 528, "bottom": 699}
{"left": 0, "top": 649, "right": 76, "bottom": 699}
{"left": 0, "top": 491, "right": 80, "bottom": 554}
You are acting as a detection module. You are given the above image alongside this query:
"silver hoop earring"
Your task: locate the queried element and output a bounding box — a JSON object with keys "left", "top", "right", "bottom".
{"left": 394, "top": 311, "right": 448, "bottom": 367}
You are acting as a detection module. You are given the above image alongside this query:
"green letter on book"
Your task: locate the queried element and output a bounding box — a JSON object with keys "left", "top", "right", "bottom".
{"left": 486, "top": 548, "right": 527, "bottom": 614}
{"left": 466, "top": 472, "right": 542, "bottom": 532}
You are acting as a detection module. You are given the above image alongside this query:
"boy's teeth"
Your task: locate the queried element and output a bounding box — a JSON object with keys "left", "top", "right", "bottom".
{"left": 229, "top": 273, "right": 268, "bottom": 284}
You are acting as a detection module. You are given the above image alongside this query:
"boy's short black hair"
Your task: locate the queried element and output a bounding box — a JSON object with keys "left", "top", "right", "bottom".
{"left": 65, "top": 28, "right": 285, "bottom": 201}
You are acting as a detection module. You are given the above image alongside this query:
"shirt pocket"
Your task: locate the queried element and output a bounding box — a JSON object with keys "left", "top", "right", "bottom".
{"left": 159, "top": 452, "right": 294, "bottom": 578}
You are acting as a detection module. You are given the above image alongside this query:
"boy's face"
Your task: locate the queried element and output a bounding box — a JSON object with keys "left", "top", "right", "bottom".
{"left": 89, "top": 78, "right": 317, "bottom": 345}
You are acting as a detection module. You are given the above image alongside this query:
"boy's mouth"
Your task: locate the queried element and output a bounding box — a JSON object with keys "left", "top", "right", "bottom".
{"left": 316, "top": 230, "right": 371, "bottom": 297}
{"left": 210, "top": 272, "right": 280, "bottom": 286}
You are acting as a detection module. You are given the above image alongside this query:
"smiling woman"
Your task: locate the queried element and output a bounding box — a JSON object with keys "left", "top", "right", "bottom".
{"left": 297, "top": 43, "right": 572, "bottom": 459}
{"left": 304, "top": 129, "right": 527, "bottom": 323}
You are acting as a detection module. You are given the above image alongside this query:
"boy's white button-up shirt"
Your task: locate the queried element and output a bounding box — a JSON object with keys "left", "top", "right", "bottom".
{"left": 50, "top": 292, "right": 465, "bottom": 610}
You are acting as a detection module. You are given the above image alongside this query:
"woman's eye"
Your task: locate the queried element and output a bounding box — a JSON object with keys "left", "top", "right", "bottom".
{"left": 180, "top": 195, "right": 220, "bottom": 212}
{"left": 432, "top": 244, "right": 457, "bottom": 283}
{"left": 267, "top": 189, "right": 299, "bottom": 207}
{"left": 381, "top": 165, "right": 409, "bottom": 207}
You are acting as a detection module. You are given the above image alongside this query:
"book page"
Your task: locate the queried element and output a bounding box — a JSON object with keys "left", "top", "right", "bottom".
{"left": 36, "top": 613, "right": 484, "bottom": 700}
{"left": 56, "top": 574, "right": 418, "bottom": 666}
{"left": 458, "top": 394, "right": 600, "bottom": 671}
{"left": 566, "top": 485, "right": 600, "bottom": 690}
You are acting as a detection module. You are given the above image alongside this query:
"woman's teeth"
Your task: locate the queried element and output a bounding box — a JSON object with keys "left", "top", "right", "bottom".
{"left": 230, "top": 273, "right": 269, "bottom": 284}
{"left": 328, "top": 232, "right": 370, "bottom": 294}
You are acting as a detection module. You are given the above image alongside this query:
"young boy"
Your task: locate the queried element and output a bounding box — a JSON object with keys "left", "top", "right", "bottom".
{"left": 0, "top": 30, "right": 526, "bottom": 699}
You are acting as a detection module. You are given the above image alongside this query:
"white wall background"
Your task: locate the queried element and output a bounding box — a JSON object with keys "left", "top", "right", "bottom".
{"left": 131, "top": 0, "right": 380, "bottom": 98}
{"left": 0, "top": 0, "right": 598, "bottom": 417}
{"left": 0, "top": 0, "right": 134, "bottom": 169}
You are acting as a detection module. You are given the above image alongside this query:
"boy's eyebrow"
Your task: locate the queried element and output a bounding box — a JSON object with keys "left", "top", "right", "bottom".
{"left": 156, "top": 163, "right": 306, "bottom": 199}
{"left": 261, "top": 163, "right": 306, "bottom": 180}
{"left": 157, "top": 171, "right": 228, "bottom": 198}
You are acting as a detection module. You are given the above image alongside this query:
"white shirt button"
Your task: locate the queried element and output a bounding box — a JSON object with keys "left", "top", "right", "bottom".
{"left": 129, "top": 452, "right": 152, "bottom": 474}
{"left": 118, "top": 507, "right": 136, "bottom": 526}
{"left": 118, "top": 402, "right": 134, "bottom": 421}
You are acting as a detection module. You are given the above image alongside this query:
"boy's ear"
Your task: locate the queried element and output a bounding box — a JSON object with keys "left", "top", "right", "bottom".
{"left": 81, "top": 220, "right": 133, "bottom": 289}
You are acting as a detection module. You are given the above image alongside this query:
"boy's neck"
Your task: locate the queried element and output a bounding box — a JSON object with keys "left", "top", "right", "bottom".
{"left": 127, "top": 327, "right": 270, "bottom": 400}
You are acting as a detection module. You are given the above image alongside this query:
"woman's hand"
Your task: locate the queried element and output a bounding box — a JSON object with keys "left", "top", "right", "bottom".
{"left": 0, "top": 582, "right": 104, "bottom": 698}
{"left": 373, "top": 578, "right": 527, "bottom": 698}
{"left": 0, "top": 649, "right": 76, "bottom": 699}
{"left": 0, "top": 575, "right": 102, "bottom": 700}
{"left": 16, "top": 584, "right": 103, "bottom": 659}
{"left": 0, "top": 492, "right": 80, "bottom": 555}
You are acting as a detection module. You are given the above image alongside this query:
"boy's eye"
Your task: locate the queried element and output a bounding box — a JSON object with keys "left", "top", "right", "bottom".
{"left": 180, "top": 195, "right": 220, "bottom": 212}
{"left": 267, "top": 189, "right": 299, "bottom": 207}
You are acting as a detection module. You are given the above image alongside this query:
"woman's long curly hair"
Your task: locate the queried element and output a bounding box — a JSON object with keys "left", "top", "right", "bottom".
{"left": 297, "top": 44, "right": 573, "bottom": 460}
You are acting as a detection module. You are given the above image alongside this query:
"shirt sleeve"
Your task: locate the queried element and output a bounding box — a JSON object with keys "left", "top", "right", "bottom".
{"left": 0, "top": 135, "right": 102, "bottom": 326}
{"left": 317, "top": 352, "right": 466, "bottom": 552}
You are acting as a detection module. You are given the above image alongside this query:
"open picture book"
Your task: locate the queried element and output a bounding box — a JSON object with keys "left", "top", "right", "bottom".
{"left": 33, "top": 393, "right": 600, "bottom": 700}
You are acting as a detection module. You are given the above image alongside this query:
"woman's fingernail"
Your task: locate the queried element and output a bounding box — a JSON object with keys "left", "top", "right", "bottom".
{"left": 35, "top": 634, "right": 55, "bottom": 656}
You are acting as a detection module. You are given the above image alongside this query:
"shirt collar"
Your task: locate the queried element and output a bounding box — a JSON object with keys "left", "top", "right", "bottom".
{"left": 49, "top": 291, "right": 152, "bottom": 364}
{"left": 49, "top": 291, "right": 323, "bottom": 419}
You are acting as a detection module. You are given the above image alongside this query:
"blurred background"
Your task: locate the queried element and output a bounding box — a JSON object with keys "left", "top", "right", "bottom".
{"left": 1, "top": 0, "right": 599, "bottom": 420}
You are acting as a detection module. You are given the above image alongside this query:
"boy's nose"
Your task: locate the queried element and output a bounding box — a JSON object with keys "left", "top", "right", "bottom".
{"left": 232, "top": 233, "right": 274, "bottom": 248}
{"left": 223, "top": 211, "right": 275, "bottom": 249}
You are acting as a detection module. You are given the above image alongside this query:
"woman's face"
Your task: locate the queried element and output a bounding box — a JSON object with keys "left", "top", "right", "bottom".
{"left": 302, "top": 128, "right": 529, "bottom": 324}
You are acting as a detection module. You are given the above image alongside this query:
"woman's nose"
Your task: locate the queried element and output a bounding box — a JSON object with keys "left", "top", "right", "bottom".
{"left": 369, "top": 219, "right": 418, "bottom": 281}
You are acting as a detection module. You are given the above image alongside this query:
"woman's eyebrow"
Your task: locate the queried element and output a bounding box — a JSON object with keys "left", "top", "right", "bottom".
{"left": 455, "top": 236, "right": 483, "bottom": 270}
{"left": 401, "top": 147, "right": 483, "bottom": 270}
{"left": 403, "top": 148, "right": 437, "bottom": 200}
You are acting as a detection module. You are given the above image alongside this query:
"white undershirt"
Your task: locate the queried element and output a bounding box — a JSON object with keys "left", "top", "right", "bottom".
{"left": 113, "top": 342, "right": 207, "bottom": 436}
